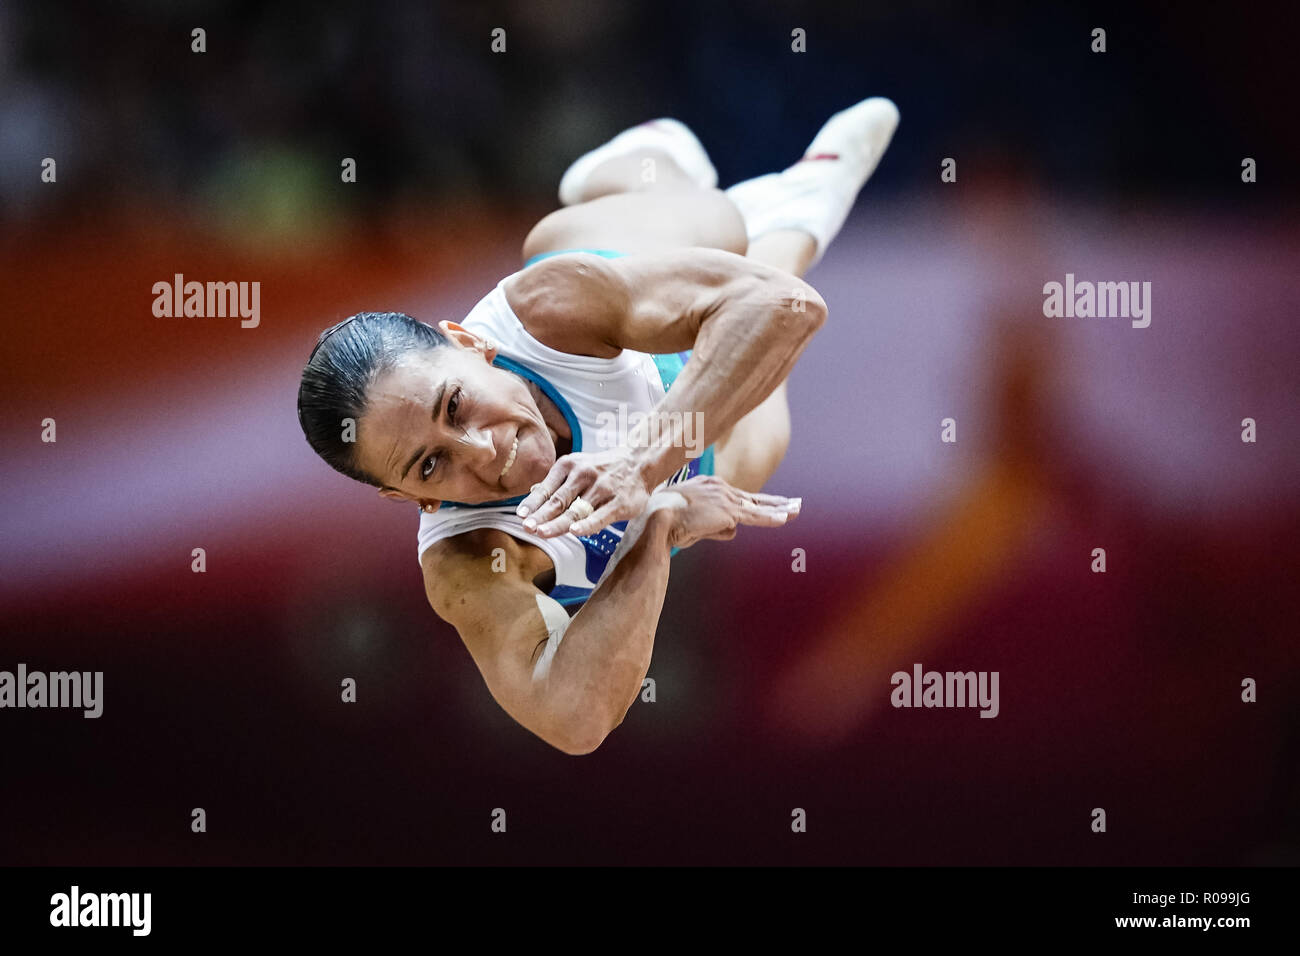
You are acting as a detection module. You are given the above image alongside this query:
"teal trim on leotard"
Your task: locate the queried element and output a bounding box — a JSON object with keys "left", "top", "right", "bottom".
{"left": 444, "top": 249, "right": 716, "bottom": 567}
{"left": 490, "top": 354, "right": 584, "bottom": 459}
{"left": 650, "top": 349, "right": 716, "bottom": 557}
{"left": 524, "top": 248, "right": 628, "bottom": 268}
{"left": 697, "top": 444, "right": 715, "bottom": 478}
{"left": 650, "top": 352, "right": 685, "bottom": 391}
{"left": 649, "top": 351, "right": 716, "bottom": 469}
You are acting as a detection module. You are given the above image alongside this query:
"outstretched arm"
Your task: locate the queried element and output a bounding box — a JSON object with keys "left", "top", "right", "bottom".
{"left": 506, "top": 248, "right": 826, "bottom": 535}
{"left": 426, "top": 519, "right": 673, "bottom": 756}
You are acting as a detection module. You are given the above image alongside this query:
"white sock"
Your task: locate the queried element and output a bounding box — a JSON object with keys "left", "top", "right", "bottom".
{"left": 725, "top": 97, "right": 900, "bottom": 266}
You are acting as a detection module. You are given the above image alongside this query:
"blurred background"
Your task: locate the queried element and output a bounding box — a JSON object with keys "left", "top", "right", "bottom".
{"left": 2, "top": 0, "right": 1297, "bottom": 864}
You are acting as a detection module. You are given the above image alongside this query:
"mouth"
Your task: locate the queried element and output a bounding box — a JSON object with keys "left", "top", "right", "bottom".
{"left": 498, "top": 435, "right": 519, "bottom": 485}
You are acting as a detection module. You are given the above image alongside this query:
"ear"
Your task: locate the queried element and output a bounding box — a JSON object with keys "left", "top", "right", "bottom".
{"left": 378, "top": 487, "right": 440, "bottom": 513}
{"left": 437, "top": 320, "right": 496, "bottom": 361}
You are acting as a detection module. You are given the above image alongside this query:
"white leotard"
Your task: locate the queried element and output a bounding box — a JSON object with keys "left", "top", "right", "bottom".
{"left": 415, "top": 269, "right": 712, "bottom": 606}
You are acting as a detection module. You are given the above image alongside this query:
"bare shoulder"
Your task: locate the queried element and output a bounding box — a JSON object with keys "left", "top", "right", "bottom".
{"left": 504, "top": 247, "right": 784, "bottom": 356}
{"left": 421, "top": 527, "right": 555, "bottom": 621}
{"left": 501, "top": 253, "right": 628, "bottom": 358}
{"left": 420, "top": 526, "right": 571, "bottom": 737}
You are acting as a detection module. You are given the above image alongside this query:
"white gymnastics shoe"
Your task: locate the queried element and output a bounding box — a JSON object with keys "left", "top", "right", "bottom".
{"left": 725, "top": 97, "right": 900, "bottom": 266}
{"left": 558, "top": 118, "right": 718, "bottom": 206}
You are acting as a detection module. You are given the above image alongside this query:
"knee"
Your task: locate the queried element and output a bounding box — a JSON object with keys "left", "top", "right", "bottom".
{"left": 700, "top": 188, "right": 748, "bottom": 255}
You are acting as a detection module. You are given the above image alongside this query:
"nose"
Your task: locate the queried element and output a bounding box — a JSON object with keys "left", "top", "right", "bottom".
{"left": 457, "top": 424, "right": 496, "bottom": 464}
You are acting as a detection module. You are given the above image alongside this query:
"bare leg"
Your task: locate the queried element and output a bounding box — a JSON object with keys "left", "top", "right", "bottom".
{"left": 742, "top": 228, "right": 817, "bottom": 281}
{"left": 710, "top": 228, "right": 815, "bottom": 491}
{"left": 522, "top": 149, "right": 747, "bottom": 264}
{"left": 529, "top": 134, "right": 817, "bottom": 493}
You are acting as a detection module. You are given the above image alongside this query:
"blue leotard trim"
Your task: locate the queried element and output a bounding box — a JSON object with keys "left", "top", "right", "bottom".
{"left": 524, "top": 248, "right": 627, "bottom": 268}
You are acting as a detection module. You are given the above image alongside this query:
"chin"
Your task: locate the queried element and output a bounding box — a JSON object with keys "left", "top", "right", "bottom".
{"left": 511, "top": 462, "right": 546, "bottom": 496}
{"left": 527, "top": 435, "right": 555, "bottom": 472}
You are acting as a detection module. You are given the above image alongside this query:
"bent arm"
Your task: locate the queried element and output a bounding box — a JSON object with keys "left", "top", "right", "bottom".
{"left": 424, "top": 515, "right": 676, "bottom": 755}
{"left": 505, "top": 248, "right": 828, "bottom": 490}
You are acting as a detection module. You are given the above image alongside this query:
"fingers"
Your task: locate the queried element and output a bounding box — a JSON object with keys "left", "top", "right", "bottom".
{"left": 733, "top": 494, "right": 801, "bottom": 528}
{"left": 522, "top": 472, "right": 590, "bottom": 532}
{"left": 744, "top": 491, "right": 803, "bottom": 513}
{"left": 531, "top": 509, "right": 577, "bottom": 538}
{"left": 734, "top": 504, "right": 791, "bottom": 528}
{"left": 567, "top": 499, "right": 625, "bottom": 538}
{"left": 516, "top": 459, "right": 572, "bottom": 520}
{"left": 530, "top": 483, "right": 611, "bottom": 538}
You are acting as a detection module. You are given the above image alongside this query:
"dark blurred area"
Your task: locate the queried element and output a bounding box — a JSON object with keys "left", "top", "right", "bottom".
{"left": 1, "top": 0, "right": 1297, "bottom": 865}
{"left": 3, "top": 0, "right": 1297, "bottom": 223}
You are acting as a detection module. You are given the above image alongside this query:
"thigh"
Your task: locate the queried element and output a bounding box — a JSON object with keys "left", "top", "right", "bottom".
{"left": 710, "top": 382, "right": 792, "bottom": 493}
{"left": 522, "top": 188, "right": 747, "bottom": 265}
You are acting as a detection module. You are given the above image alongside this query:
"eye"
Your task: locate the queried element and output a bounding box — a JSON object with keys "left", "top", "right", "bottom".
{"left": 420, "top": 387, "right": 463, "bottom": 481}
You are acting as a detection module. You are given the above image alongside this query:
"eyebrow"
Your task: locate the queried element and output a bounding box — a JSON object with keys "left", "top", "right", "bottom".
{"left": 399, "top": 382, "right": 446, "bottom": 482}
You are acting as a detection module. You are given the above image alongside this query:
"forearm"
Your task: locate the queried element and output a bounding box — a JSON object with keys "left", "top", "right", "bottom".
{"left": 539, "top": 508, "right": 675, "bottom": 744}
{"left": 632, "top": 279, "right": 825, "bottom": 487}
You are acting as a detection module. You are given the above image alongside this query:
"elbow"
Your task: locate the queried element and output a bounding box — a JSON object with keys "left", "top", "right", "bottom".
{"left": 550, "top": 710, "right": 619, "bottom": 756}
{"left": 555, "top": 734, "right": 605, "bottom": 757}
{"left": 553, "top": 724, "right": 610, "bottom": 756}
{"left": 760, "top": 276, "right": 827, "bottom": 338}
{"left": 795, "top": 283, "right": 829, "bottom": 333}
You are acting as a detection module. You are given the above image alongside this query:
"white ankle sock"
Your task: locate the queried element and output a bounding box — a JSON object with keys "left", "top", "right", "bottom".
{"left": 725, "top": 167, "right": 853, "bottom": 264}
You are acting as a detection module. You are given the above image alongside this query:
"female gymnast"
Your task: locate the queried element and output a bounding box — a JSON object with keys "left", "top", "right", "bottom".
{"left": 297, "top": 97, "right": 899, "bottom": 753}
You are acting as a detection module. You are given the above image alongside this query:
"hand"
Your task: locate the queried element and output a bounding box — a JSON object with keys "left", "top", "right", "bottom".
{"left": 647, "top": 474, "right": 801, "bottom": 550}
{"left": 517, "top": 447, "right": 653, "bottom": 538}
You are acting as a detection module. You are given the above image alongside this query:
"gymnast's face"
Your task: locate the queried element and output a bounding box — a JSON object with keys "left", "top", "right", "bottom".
{"left": 356, "top": 322, "right": 559, "bottom": 507}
